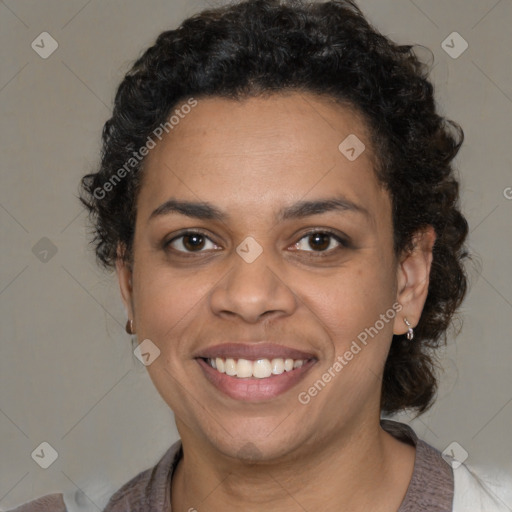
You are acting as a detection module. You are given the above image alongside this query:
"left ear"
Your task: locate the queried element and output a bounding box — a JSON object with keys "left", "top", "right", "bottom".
{"left": 115, "top": 242, "right": 135, "bottom": 326}
{"left": 393, "top": 225, "right": 436, "bottom": 336}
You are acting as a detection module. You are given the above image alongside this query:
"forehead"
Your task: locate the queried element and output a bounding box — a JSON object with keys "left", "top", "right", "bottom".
{"left": 137, "top": 93, "right": 388, "bottom": 223}
{"left": 148, "top": 93, "right": 373, "bottom": 163}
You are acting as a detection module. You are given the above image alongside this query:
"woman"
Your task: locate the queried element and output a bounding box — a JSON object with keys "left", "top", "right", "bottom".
{"left": 11, "top": 0, "right": 509, "bottom": 510}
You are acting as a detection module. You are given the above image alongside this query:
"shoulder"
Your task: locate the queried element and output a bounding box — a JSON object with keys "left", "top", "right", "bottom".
{"left": 5, "top": 493, "right": 67, "bottom": 512}
{"left": 381, "top": 419, "right": 454, "bottom": 510}
{"left": 102, "top": 440, "right": 182, "bottom": 511}
{"left": 452, "top": 463, "right": 512, "bottom": 512}
{"left": 4, "top": 441, "right": 183, "bottom": 512}
{"left": 382, "top": 419, "right": 512, "bottom": 511}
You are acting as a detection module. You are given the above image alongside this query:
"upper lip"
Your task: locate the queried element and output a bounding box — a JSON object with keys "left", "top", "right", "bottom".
{"left": 195, "top": 343, "right": 316, "bottom": 361}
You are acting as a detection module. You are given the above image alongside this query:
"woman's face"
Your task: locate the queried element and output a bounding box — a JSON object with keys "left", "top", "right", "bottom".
{"left": 117, "top": 93, "right": 426, "bottom": 461}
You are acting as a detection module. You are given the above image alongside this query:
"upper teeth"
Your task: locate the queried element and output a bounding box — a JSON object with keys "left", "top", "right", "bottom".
{"left": 208, "top": 357, "right": 305, "bottom": 379}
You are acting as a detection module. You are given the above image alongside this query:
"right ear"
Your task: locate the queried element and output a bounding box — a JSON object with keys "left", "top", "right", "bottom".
{"left": 115, "top": 243, "right": 134, "bottom": 322}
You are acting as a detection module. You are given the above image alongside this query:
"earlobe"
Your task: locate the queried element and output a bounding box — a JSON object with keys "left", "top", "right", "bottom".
{"left": 393, "top": 226, "right": 436, "bottom": 336}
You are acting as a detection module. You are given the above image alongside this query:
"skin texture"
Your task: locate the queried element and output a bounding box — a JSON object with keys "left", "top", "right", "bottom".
{"left": 116, "top": 93, "right": 436, "bottom": 511}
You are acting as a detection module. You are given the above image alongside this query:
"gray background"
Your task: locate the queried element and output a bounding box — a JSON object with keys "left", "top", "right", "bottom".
{"left": 1, "top": 0, "right": 511, "bottom": 509}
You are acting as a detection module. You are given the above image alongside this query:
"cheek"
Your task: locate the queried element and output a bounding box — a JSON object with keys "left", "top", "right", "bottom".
{"left": 295, "top": 264, "right": 397, "bottom": 413}
{"left": 131, "top": 263, "right": 210, "bottom": 357}
{"left": 315, "top": 262, "right": 394, "bottom": 329}
{"left": 130, "top": 265, "right": 214, "bottom": 416}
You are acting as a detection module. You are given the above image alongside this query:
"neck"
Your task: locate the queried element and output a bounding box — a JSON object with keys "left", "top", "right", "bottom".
{"left": 171, "top": 417, "right": 415, "bottom": 512}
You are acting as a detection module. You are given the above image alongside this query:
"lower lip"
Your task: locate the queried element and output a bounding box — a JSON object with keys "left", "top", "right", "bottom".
{"left": 197, "top": 358, "right": 317, "bottom": 402}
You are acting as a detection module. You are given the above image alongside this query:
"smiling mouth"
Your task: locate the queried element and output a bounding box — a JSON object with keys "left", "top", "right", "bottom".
{"left": 196, "top": 354, "right": 317, "bottom": 401}
{"left": 201, "top": 357, "right": 312, "bottom": 379}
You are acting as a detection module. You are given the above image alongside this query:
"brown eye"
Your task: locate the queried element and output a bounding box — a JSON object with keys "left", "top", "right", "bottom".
{"left": 166, "top": 231, "right": 218, "bottom": 253}
{"left": 308, "top": 233, "right": 331, "bottom": 251}
{"left": 293, "top": 230, "right": 348, "bottom": 253}
{"left": 182, "top": 233, "right": 206, "bottom": 251}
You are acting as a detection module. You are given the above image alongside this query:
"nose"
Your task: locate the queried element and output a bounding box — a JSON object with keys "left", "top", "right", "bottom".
{"left": 209, "top": 249, "right": 298, "bottom": 324}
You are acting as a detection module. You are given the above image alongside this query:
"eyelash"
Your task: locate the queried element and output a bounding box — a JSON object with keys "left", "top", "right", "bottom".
{"left": 163, "top": 229, "right": 350, "bottom": 258}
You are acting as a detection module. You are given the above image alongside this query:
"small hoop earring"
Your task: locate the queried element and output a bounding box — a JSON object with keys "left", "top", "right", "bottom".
{"left": 404, "top": 318, "right": 414, "bottom": 341}
{"left": 125, "top": 319, "right": 135, "bottom": 335}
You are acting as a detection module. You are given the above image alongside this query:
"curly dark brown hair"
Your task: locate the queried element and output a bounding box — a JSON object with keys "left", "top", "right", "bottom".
{"left": 80, "top": 0, "right": 469, "bottom": 415}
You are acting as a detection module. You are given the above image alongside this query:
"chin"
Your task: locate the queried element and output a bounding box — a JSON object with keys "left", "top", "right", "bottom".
{"left": 202, "top": 419, "right": 311, "bottom": 464}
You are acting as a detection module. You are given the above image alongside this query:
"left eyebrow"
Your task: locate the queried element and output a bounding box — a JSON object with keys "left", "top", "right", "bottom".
{"left": 278, "top": 197, "right": 370, "bottom": 221}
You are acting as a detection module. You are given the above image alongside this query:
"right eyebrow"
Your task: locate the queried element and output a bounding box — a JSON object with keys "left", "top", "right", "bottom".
{"left": 148, "top": 199, "right": 228, "bottom": 223}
